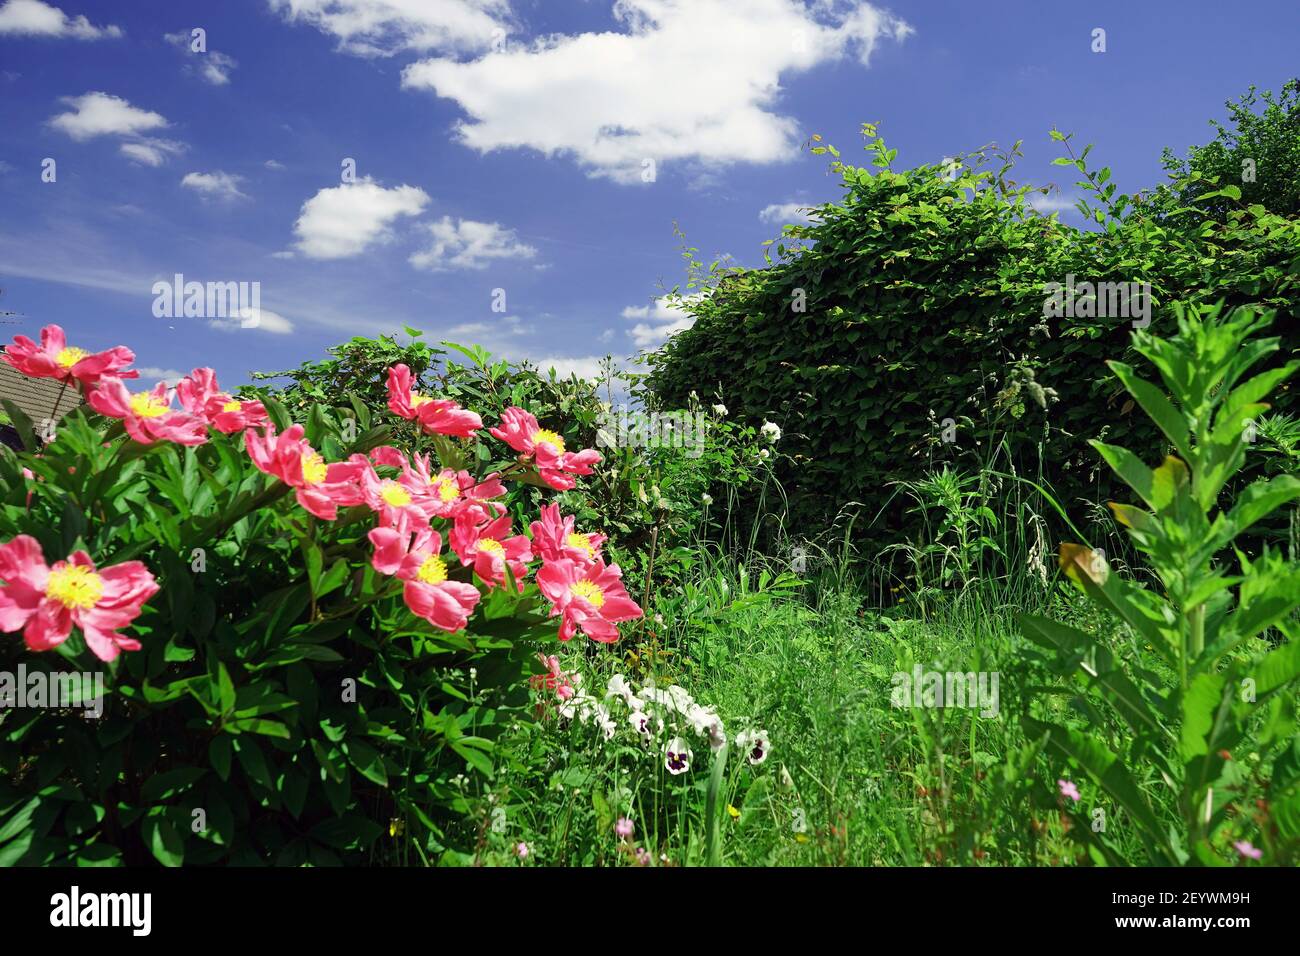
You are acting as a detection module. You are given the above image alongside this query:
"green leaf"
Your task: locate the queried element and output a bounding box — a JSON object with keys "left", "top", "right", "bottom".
{"left": 1179, "top": 672, "right": 1228, "bottom": 764}
{"left": 1107, "top": 361, "right": 1190, "bottom": 460}
{"left": 343, "top": 739, "right": 389, "bottom": 787}
{"left": 141, "top": 767, "right": 206, "bottom": 803}
{"left": 144, "top": 815, "right": 185, "bottom": 867}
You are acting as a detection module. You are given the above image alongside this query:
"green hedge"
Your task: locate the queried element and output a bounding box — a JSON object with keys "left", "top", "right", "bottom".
{"left": 645, "top": 122, "right": 1300, "bottom": 548}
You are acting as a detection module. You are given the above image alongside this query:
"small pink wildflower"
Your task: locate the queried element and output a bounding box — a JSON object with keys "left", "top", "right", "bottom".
{"left": 1233, "top": 840, "right": 1262, "bottom": 860}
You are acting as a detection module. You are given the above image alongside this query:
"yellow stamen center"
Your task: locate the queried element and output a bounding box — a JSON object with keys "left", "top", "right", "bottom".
{"left": 565, "top": 532, "right": 594, "bottom": 557}
{"left": 533, "top": 429, "right": 565, "bottom": 453}
{"left": 437, "top": 478, "right": 460, "bottom": 502}
{"left": 417, "top": 554, "right": 448, "bottom": 585}
{"left": 410, "top": 394, "right": 434, "bottom": 408}
{"left": 380, "top": 481, "right": 412, "bottom": 507}
{"left": 45, "top": 564, "right": 104, "bottom": 611}
{"left": 129, "top": 393, "right": 168, "bottom": 418}
{"left": 476, "top": 537, "right": 504, "bottom": 556}
{"left": 571, "top": 580, "right": 605, "bottom": 608}
{"left": 56, "top": 346, "right": 89, "bottom": 368}
{"left": 222, "top": 400, "right": 243, "bottom": 413}
{"left": 301, "top": 452, "right": 328, "bottom": 485}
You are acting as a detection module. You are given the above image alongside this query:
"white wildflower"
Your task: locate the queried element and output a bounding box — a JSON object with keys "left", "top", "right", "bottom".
{"left": 665, "top": 738, "right": 693, "bottom": 775}
{"left": 735, "top": 729, "right": 771, "bottom": 765}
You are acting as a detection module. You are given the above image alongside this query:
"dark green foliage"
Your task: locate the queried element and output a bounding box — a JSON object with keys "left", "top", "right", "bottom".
{"left": 0, "top": 396, "right": 546, "bottom": 866}
{"left": 1158, "top": 78, "right": 1300, "bottom": 219}
{"left": 645, "top": 108, "right": 1300, "bottom": 550}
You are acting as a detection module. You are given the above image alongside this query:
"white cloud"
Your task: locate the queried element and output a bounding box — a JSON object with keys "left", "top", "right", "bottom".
{"left": 446, "top": 315, "right": 527, "bottom": 339}
{"left": 47, "top": 92, "right": 167, "bottom": 141}
{"left": 212, "top": 307, "right": 296, "bottom": 334}
{"left": 1028, "top": 192, "right": 1081, "bottom": 215}
{"left": 524, "top": 355, "right": 609, "bottom": 382}
{"left": 119, "top": 138, "right": 184, "bottom": 167}
{"left": 0, "top": 0, "right": 122, "bottom": 39}
{"left": 165, "top": 31, "right": 238, "bottom": 84}
{"left": 268, "top": 0, "right": 510, "bottom": 56}
{"left": 409, "top": 216, "right": 536, "bottom": 271}
{"left": 133, "top": 366, "right": 187, "bottom": 386}
{"left": 265, "top": 159, "right": 286, "bottom": 170}
{"left": 400, "top": 0, "right": 911, "bottom": 182}
{"left": 200, "top": 52, "right": 237, "bottom": 85}
{"left": 292, "top": 178, "right": 430, "bottom": 259}
{"left": 623, "top": 297, "right": 695, "bottom": 348}
{"left": 759, "top": 201, "right": 815, "bottom": 224}
{"left": 181, "top": 171, "right": 247, "bottom": 200}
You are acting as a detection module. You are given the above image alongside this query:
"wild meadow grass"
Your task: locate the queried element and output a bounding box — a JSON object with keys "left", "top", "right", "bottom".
{"left": 474, "top": 307, "right": 1299, "bottom": 868}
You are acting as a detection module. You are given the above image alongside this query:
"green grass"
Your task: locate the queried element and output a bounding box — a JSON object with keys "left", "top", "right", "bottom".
{"left": 447, "top": 545, "right": 1147, "bottom": 866}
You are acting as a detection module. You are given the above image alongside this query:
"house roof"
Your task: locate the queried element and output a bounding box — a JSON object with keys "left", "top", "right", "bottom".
{"left": 0, "top": 362, "right": 85, "bottom": 427}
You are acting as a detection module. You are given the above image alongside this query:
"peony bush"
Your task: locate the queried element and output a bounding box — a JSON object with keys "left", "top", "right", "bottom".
{"left": 0, "top": 325, "right": 640, "bottom": 866}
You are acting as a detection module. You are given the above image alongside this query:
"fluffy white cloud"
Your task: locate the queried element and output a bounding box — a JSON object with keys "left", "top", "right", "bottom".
{"left": 47, "top": 92, "right": 167, "bottom": 141}
{"left": 268, "top": 0, "right": 510, "bottom": 56}
{"left": 0, "top": 0, "right": 122, "bottom": 39}
{"left": 409, "top": 217, "right": 536, "bottom": 271}
{"left": 198, "top": 51, "right": 238, "bottom": 85}
{"left": 446, "top": 315, "right": 527, "bottom": 339}
{"left": 165, "top": 31, "right": 238, "bottom": 84}
{"left": 759, "top": 201, "right": 815, "bottom": 224}
{"left": 181, "top": 171, "right": 247, "bottom": 200}
{"left": 401, "top": 0, "right": 911, "bottom": 182}
{"left": 212, "top": 307, "right": 296, "bottom": 334}
{"left": 1028, "top": 192, "right": 1080, "bottom": 215}
{"left": 525, "top": 355, "right": 608, "bottom": 382}
{"left": 134, "top": 366, "right": 187, "bottom": 386}
{"left": 119, "top": 138, "right": 184, "bottom": 167}
{"left": 623, "top": 297, "right": 694, "bottom": 348}
{"left": 292, "top": 178, "right": 430, "bottom": 259}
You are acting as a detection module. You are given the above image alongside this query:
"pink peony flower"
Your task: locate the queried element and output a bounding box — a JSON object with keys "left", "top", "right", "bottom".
{"left": 615, "top": 817, "right": 634, "bottom": 839}
{"left": 1058, "top": 779, "right": 1081, "bottom": 802}
{"left": 367, "top": 525, "right": 481, "bottom": 633}
{"left": 245, "top": 424, "right": 366, "bottom": 520}
{"left": 515, "top": 842, "right": 529, "bottom": 859}
{"left": 2, "top": 325, "right": 138, "bottom": 388}
{"left": 386, "top": 364, "right": 482, "bottom": 437}
{"left": 422, "top": 464, "right": 506, "bottom": 523}
{"left": 176, "top": 367, "right": 269, "bottom": 434}
{"left": 529, "top": 502, "right": 606, "bottom": 565}
{"left": 0, "top": 535, "right": 158, "bottom": 662}
{"left": 369, "top": 445, "right": 408, "bottom": 469}
{"left": 357, "top": 460, "right": 436, "bottom": 532}
{"left": 536, "top": 557, "right": 643, "bottom": 643}
{"left": 449, "top": 512, "right": 532, "bottom": 591}
{"left": 87, "top": 378, "right": 209, "bottom": 446}
{"left": 529, "top": 652, "right": 576, "bottom": 700}
{"left": 489, "top": 407, "right": 601, "bottom": 490}
{"left": 397, "top": 451, "right": 505, "bottom": 524}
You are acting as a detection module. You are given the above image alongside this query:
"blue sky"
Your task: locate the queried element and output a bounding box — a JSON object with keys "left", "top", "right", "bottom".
{"left": 0, "top": 0, "right": 1296, "bottom": 390}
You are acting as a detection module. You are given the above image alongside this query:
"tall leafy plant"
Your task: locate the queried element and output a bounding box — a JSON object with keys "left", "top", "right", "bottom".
{"left": 1018, "top": 301, "right": 1300, "bottom": 865}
